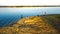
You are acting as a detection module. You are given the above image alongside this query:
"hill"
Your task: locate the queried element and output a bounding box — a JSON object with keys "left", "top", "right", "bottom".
{"left": 0, "top": 14, "right": 60, "bottom": 34}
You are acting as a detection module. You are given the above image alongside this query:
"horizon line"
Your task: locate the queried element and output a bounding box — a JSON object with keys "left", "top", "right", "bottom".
{"left": 0, "top": 5, "right": 60, "bottom": 8}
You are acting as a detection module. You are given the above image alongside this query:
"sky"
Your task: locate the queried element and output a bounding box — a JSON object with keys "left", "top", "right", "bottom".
{"left": 0, "top": 0, "right": 60, "bottom": 6}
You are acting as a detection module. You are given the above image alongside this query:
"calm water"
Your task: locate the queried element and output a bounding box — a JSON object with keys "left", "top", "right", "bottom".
{"left": 0, "top": 7, "right": 60, "bottom": 27}
{"left": 0, "top": 14, "right": 21, "bottom": 27}
{"left": 0, "top": 13, "right": 37, "bottom": 27}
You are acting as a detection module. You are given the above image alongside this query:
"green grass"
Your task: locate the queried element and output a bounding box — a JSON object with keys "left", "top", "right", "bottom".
{"left": 41, "top": 14, "right": 60, "bottom": 33}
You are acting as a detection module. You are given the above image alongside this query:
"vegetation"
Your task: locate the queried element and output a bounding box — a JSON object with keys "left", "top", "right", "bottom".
{"left": 0, "top": 14, "right": 60, "bottom": 34}
{"left": 41, "top": 14, "right": 60, "bottom": 34}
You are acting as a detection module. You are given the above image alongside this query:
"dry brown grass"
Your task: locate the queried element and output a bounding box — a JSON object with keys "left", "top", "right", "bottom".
{"left": 0, "top": 16, "right": 58, "bottom": 34}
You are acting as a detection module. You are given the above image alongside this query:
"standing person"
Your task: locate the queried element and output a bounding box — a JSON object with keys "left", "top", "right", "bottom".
{"left": 43, "top": 11, "right": 46, "bottom": 16}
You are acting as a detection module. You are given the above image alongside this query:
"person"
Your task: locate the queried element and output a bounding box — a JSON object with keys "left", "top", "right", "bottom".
{"left": 43, "top": 11, "right": 46, "bottom": 16}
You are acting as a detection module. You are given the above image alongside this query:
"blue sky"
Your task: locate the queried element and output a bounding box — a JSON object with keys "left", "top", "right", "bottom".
{"left": 0, "top": 7, "right": 60, "bottom": 16}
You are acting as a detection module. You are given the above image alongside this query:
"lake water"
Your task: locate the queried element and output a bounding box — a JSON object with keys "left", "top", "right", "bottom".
{"left": 0, "top": 14, "right": 21, "bottom": 27}
{"left": 0, "top": 7, "right": 60, "bottom": 27}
